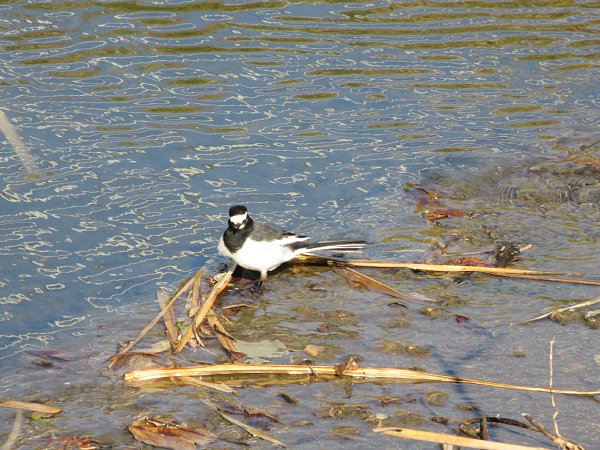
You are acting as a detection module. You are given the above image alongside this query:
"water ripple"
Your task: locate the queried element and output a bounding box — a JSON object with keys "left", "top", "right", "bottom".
{"left": 0, "top": 4, "right": 598, "bottom": 422}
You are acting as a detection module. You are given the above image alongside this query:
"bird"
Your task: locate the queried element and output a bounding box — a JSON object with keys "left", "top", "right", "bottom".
{"left": 218, "top": 205, "right": 366, "bottom": 286}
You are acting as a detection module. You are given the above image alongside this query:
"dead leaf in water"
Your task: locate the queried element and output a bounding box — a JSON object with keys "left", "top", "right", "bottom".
{"left": 54, "top": 436, "right": 101, "bottom": 450}
{"left": 404, "top": 183, "right": 468, "bottom": 222}
{"left": 424, "top": 206, "right": 467, "bottom": 223}
{"left": 128, "top": 417, "right": 217, "bottom": 450}
{"left": 405, "top": 184, "right": 443, "bottom": 207}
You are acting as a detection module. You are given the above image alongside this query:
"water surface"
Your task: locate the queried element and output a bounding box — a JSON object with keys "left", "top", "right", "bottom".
{"left": 1, "top": 0, "right": 599, "bottom": 447}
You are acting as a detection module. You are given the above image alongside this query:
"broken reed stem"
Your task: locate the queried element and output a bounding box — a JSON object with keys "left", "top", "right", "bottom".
{"left": 124, "top": 363, "right": 600, "bottom": 396}
{"left": 174, "top": 269, "right": 234, "bottom": 354}
{"left": 373, "top": 427, "right": 548, "bottom": 450}
{"left": 108, "top": 270, "right": 203, "bottom": 368}
{"left": 189, "top": 279, "right": 203, "bottom": 348}
{"left": 191, "top": 272, "right": 202, "bottom": 312}
{"left": 157, "top": 291, "right": 179, "bottom": 349}
{"left": 206, "top": 311, "right": 238, "bottom": 357}
{"left": 342, "top": 259, "right": 553, "bottom": 275}
{"left": 548, "top": 339, "right": 560, "bottom": 438}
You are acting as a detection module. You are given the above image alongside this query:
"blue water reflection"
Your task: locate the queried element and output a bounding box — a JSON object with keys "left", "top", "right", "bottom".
{"left": 0, "top": 0, "right": 599, "bottom": 446}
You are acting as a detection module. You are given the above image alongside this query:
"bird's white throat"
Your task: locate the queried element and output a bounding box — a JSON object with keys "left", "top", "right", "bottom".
{"left": 230, "top": 212, "right": 248, "bottom": 226}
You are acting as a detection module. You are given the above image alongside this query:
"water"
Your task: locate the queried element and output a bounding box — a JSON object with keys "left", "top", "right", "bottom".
{"left": 1, "top": 1, "right": 599, "bottom": 448}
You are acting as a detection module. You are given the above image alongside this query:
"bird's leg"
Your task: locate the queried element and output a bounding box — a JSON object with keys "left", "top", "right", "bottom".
{"left": 247, "top": 273, "right": 267, "bottom": 296}
{"left": 254, "top": 277, "right": 265, "bottom": 295}
{"left": 246, "top": 273, "right": 266, "bottom": 295}
{"left": 230, "top": 269, "right": 265, "bottom": 296}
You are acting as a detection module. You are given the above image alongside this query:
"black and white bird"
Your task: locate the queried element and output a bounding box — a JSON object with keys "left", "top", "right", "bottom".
{"left": 218, "top": 205, "right": 365, "bottom": 283}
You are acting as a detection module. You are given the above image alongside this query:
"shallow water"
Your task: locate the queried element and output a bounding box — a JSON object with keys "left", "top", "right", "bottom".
{"left": 1, "top": 1, "right": 599, "bottom": 448}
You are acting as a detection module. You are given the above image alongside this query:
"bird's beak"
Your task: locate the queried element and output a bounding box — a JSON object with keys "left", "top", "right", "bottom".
{"left": 229, "top": 220, "right": 244, "bottom": 231}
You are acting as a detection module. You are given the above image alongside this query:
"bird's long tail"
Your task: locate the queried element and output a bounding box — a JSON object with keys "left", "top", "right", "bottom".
{"left": 299, "top": 240, "right": 367, "bottom": 254}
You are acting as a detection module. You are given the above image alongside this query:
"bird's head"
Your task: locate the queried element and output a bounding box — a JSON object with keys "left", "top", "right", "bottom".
{"left": 228, "top": 205, "right": 250, "bottom": 231}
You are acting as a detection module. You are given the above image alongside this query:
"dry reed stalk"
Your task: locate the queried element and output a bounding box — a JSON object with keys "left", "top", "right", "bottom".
{"left": 108, "top": 270, "right": 203, "bottom": 368}
{"left": 124, "top": 363, "right": 600, "bottom": 396}
{"left": 343, "top": 259, "right": 553, "bottom": 275}
{"left": 206, "top": 311, "right": 238, "bottom": 357}
{"left": 157, "top": 290, "right": 179, "bottom": 349}
{"left": 191, "top": 272, "right": 202, "bottom": 311}
{"left": 188, "top": 278, "right": 204, "bottom": 348}
{"left": 174, "top": 269, "right": 233, "bottom": 354}
{"left": 298, "top": 256, "right": 600, "bottom": 287}
{"left": 373, "top": 427, "right": 549, "bottom": 450}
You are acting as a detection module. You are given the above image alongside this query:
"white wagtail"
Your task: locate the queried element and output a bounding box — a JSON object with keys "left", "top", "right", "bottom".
{"left": 218, "top": 205, "right": 366, "bottom": 284}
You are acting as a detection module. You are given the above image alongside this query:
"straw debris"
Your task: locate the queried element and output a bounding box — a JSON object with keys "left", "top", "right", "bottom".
{"left": 112, "top": 254, "right": 600, "bottom": 449}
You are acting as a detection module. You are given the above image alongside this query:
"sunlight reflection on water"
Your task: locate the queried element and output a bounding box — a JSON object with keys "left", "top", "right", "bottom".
{"left": 1, "top": 0, "right": 599, "bottom": 447}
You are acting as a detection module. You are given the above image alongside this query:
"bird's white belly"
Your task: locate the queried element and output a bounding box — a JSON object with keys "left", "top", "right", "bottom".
{"left": 229, "top": 238, "right": 295, "bottom": 273}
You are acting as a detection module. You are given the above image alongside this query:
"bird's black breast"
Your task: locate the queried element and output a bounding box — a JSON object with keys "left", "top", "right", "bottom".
{"left": 223, "top": 222, "right": 253, "bottom": 253}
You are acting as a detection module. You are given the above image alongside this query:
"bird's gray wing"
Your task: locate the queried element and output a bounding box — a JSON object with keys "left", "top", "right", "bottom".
{"left": 251, "top": 221, "right": 308, "bottom": 243}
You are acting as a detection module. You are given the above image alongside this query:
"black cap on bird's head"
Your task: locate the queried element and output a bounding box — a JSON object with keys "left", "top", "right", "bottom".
{"left": 228, "top": 205, "right": 250, "bottom": 230}
{"left": 229, "top": 205, "right": 247, "bottom": 217}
